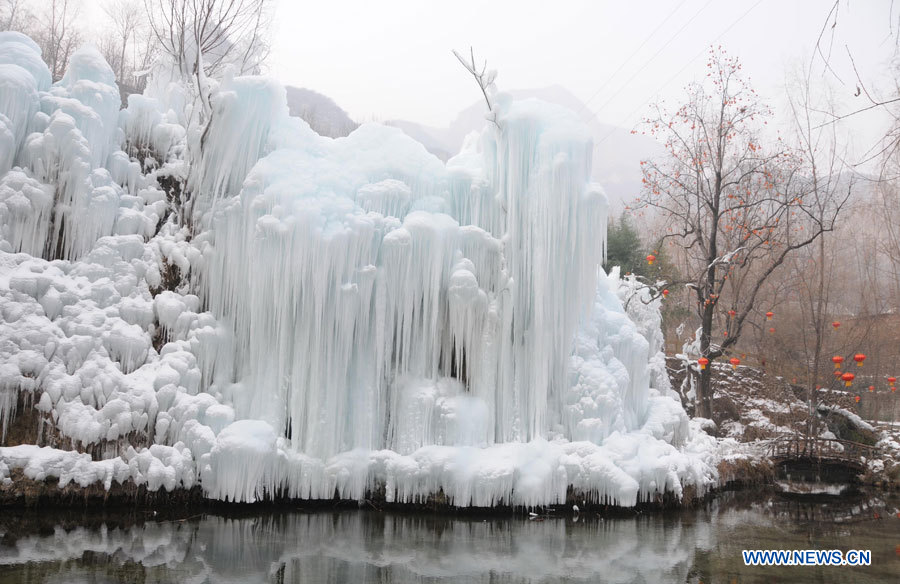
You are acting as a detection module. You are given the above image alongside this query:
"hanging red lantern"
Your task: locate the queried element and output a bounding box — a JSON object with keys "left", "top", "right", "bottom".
{"left": 729, "top": 357, "right": 740, "bottom": 370}
{"left": 646, "top": 254, "right": 656, "bottom": 265}
{"left": 662, "top": 289, "right": 669, "bottom": 298}
{"left": 698, "top": 357, "right": 709, "bottom": 370}
{"left": 842, "top": 372, "right": 855, "bottom": 387}
{"left": 769, "top": 327, "right": 775, "bottom": 334}
{"left": 854, "top": 395, "right": 861, "bottom": 403}
{"left": 869, "top": 385, "right": 875, "bottom": 392}
{"left": 854, "top": 353, "right": 866, "bottom": 367}
{"left": 728, "top": 309, "right": 736, "bottom": 318}
{"left": 832, "top": 321, "right": 840, "bottom": 330}
{"left": 888, "top": 376, "right": 897, "bottom": 385}
{"left": 765, "top": 311, "right": 774, "bottom": 321}
{"left": 832, "top": 356, "right": 844, "bottom": 369}
{"left": 833, "top": 370, "right": 843, "bottom": 378}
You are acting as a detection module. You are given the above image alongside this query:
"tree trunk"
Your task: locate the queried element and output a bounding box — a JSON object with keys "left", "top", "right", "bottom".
{"left": 697, "top": 294, "right": 716, "bottom": 419}
{"left": 698, "top": 365, "right": 713, "bottom": 419}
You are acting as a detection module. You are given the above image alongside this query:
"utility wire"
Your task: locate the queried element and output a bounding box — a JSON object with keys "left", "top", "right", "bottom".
{"left": 578, "top": 0, "right": 689, "bottom": 114}
{"left": 588, "top": 0, "right": 715, "bottom": 119}
{"left": 593, "top": 0, "right": 766, "bottom": 149}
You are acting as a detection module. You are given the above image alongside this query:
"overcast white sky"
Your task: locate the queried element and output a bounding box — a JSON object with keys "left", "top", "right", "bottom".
{"left": 269, "top": 0, "right": 895, "bottom": 159}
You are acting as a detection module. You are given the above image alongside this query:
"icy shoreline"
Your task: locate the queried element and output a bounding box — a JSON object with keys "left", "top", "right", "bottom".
{"left": 1, "top": 422, "right": 718, "bottom": 509}
{"left": 0, "top": 454, "right": 709, "bottom": 513}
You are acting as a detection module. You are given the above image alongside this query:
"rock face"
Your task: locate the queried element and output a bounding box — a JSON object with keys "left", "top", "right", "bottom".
{"left": 817, "top": 404, "right": 879, "bottom": 446}
{"left": 285, "top": 86, "right": 358, "bottom": 138}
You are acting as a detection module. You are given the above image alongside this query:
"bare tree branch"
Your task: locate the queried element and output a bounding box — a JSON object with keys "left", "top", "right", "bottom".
{"left": 452, "top": 47, "right": 501, "bottom": 129}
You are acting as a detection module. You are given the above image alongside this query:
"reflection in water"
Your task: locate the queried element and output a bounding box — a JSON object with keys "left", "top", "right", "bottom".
{"left": 1, "top": 492, "right": 898, "bottom": 583}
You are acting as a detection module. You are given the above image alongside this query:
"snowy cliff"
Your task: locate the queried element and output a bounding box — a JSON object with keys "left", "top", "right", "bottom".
{"left": 0, "top": 33, "right": 716, "bottom": 506}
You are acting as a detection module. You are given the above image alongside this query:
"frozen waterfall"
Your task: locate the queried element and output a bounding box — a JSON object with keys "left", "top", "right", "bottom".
{"left": 0, "top": 36, "right": 716, "bottom": 507}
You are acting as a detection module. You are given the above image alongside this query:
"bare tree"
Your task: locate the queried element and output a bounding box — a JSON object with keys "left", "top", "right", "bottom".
{"left": 143, "top": 0, "right": 271, "bottom": 136}
{"left": 782, "top": 71, "right": 855, "bottom": 434}
{"left": 33, "top": 0, "right": 82, "bottom": 81}
{"left": 102, "top": 0, "right": 144, "bottom": 84}
{"left": 452, "top": 47, "right": 500, "bottom": 129}
{"left": 811, "top": 1, "right": 900, "bottom": 178}
{"left": 636, "top": 47, "right": 849, "bottom": 419}
{"left": 0, "top": 0, "right": 32, "bottom": 31}
{"left": 144, "top": 0, "right": 271, "bottom": 78}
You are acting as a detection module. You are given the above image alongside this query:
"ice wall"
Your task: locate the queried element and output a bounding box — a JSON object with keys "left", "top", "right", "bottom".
{"left": 200, "top": 85, "right": 611, "bottom": 458}
{"left": 0, "top": 37, "right": 715, "bottom": 507}
{"left": 0, "top": 36, "right": 132, "bottom": 260}
{"left": 191, "top": 78, "right": 714, "bottom": 506}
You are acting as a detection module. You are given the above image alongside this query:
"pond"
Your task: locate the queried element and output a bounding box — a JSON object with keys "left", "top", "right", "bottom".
{"left": 1, "top": 491, "right": 898, "bottom": 583}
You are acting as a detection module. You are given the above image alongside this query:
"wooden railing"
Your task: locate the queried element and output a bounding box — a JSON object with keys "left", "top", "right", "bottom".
{"left": 766, "top": 435, "right": 878, "bottom": 464}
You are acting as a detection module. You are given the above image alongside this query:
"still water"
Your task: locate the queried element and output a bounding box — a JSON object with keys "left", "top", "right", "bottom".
{"left": 1, "top": 491, "right": 898, "bottom": 583}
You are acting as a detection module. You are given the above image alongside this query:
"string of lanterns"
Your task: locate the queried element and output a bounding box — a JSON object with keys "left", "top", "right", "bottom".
{"left": 688, "top": 306, "right": 894, "bottom": 409}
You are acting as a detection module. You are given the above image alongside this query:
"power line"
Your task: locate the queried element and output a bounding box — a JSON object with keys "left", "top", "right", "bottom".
{"left": 594, "top": 0, "right": 766, "bottom": 149}
{"left": 578, "top": 0, "right": 689, "bottom": 114}
{"left": 588, "top": 0, "right": 715, "bottom": 118}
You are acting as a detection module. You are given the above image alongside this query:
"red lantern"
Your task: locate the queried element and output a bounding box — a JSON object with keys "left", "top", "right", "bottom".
{"left": 842, "top": 372, "right": 855, "bottom": 387}
{"left": 832, "top": 321, "right": 840, "bottom": 330}
{"left": 662, "top": 289, "right": 669, "bottom": 297}
{"left": 854, "top": 395, "right": 861, "bottom": 403}
{"left": 698, "top": 357, "right": 709, "bottom": 370}
{"left": 888, "top": 376, "right": 897, "bottom": 385}
{"left": 833, "top": 370, "right": 843, "bottom": 378}
{"left": 854, "top": 353, "right": 866, "bottom": 367}
{"left": 769, "top": 327, "right": 775, "bottom": 334}
{"left": 728, "top": 309, "right": 736, "bottom": 318}
{"left": 765, "top": 311, "right": 774, "bottom": 321}
{"left": 729, "top": 357, "right": 740, "bottom": 370}
{"left": 869, "top": 385, "right": 875, "bottom": 392}
{"left": 646, "top": 254, "right": 656, "bottom": 266}
{"left": 832, "top": 356, "right": 844, "bottom": 369}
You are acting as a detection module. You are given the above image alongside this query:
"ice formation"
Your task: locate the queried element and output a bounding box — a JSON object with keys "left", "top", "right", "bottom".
{"left": 0, "top": 33, "right": 716, "bottom": 507}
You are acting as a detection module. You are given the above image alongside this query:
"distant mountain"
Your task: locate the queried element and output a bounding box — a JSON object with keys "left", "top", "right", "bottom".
{"left": 285, "top": 86, "right": 358, "bottom": 138}
{"left": 386, "top": 85, "right": 662, "bottom": 208}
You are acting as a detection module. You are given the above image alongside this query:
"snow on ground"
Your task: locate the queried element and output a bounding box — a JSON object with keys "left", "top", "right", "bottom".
{"left": 0, "top": 33, "right": 718, "bottom": 506}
